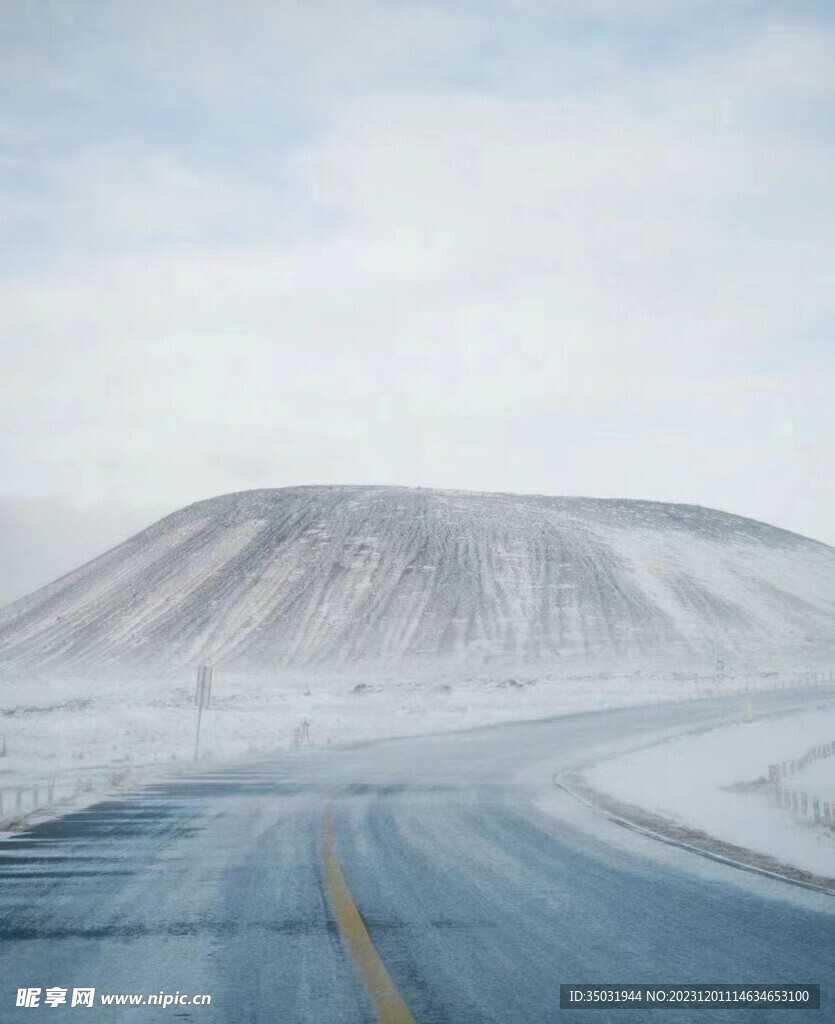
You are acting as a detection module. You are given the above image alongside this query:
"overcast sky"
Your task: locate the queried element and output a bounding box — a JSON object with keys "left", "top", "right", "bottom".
{"left": 1, "top": 0, "right": 833, "bottom": 601}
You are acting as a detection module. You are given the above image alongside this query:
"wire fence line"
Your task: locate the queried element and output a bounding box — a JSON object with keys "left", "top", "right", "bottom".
{"left": 0, "top": 765, "right": 136, "bottom": 830}
{"left": 768, "top": 739, "right": 835, "bottom": 829}
{"left": 681, "top": 669, "right": 833, "bottom": 703}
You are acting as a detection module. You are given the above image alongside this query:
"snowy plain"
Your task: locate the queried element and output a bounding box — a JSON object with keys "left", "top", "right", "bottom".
{"left": 0, "top": 661, "right": 828, "bottom": 832}
{"left": 0, "top": 666, "right": 815, "bottom": 779}
{"left": 585, "top": 705, "right": 835, "bottom": 877}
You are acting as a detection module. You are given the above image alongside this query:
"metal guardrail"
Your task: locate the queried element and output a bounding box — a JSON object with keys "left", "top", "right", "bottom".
{"left": 0, "top": 766, "right": 133, "bottom": 829}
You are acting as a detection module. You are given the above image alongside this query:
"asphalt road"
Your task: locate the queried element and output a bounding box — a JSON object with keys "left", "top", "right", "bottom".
{"left": 1, "top": 689, "right": 834, "bottom": 1022}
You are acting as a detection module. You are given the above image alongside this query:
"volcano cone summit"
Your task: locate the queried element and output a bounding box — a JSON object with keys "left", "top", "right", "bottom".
{"left": 0, "top": 485, "right": 833, "bottom": 674}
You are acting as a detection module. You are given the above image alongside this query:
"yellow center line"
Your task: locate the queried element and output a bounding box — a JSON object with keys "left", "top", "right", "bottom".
{"left": 322, "top": 805, "right": 417, "bottom": 1024}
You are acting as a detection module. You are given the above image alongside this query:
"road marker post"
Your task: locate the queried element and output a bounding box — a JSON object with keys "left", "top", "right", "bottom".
{"left": 194, "top": 665, "right": 213, "bottom": 761}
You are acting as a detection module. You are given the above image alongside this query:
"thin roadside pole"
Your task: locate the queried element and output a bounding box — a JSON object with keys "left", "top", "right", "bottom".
{"left": 194, "top": 665, "right": 213, "bottom": 761}
{"left": 194, "top": 700, "right": 204, "bottom": 761}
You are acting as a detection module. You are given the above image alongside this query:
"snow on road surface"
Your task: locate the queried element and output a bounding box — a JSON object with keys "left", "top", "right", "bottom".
{"left": 586, "top": 705, "right": 835, "bottom": 876}
{"left": 1, "top": 667, "right": 825, "bottom": 806}
{"left": 3, "top": 696, "right": 835, "bottom": 1024}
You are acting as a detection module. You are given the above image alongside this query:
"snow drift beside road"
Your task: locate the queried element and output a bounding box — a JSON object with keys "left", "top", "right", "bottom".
{"left": 586, "top": 708, "right": 835, "bottom": 877}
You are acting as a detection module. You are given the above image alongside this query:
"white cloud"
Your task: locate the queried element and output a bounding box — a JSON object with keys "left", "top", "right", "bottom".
{"left": 0, "top": 495, "right": 170, "bottom": 606}
{"left": 0, "top": 0, "right": 833, "bottom": 558}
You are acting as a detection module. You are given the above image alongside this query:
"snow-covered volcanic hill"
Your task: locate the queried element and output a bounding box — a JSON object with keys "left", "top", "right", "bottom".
{"left": 0, "top": 486, "right": 833, "bottom": 674}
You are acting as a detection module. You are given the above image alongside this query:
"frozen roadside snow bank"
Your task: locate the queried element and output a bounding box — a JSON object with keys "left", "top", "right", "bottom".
{"left": 584, "top": 706, "right": 835, "bottom": 879}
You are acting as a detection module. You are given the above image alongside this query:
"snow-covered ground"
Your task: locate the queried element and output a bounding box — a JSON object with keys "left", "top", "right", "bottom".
{"left": 0, "top": 668, "right": 700, "bottom": 782}
{"left": 795, "top": 756, "right": 835, "bottom": 795}
{"left": 0, "top": 664, "right": 827, "bottom": 827}
{"left": 585, "top": 706, "right": 835, "bottom": 877}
